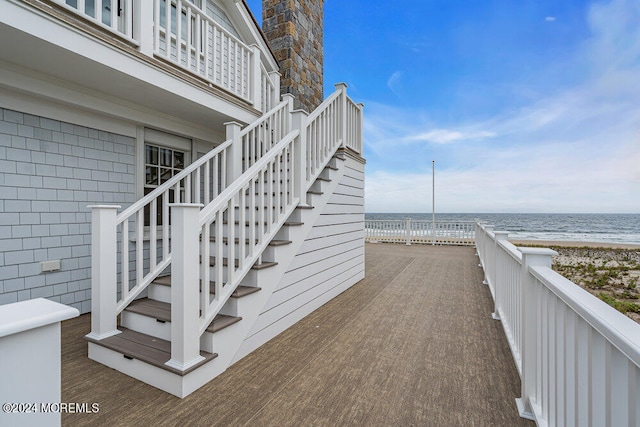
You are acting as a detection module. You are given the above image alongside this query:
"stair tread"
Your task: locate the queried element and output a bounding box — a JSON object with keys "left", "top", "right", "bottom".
{"left": 206, "top": 256, "right": 277, "bottom": 270}
{"left": 152, "top": 275, "right": 261, "bottom": 298}
{"left": 86, "top": 328, "right": 217, "bottom": 376}
{"left": 316, "top": 176, "right": 331, "bottom": 182}
{"left": 125, "top": 298, "right": 242, "bottom": 332}
{"left": 206, "top": 237, "right": 292, "bottom": 247}
{"left": 307, "top": 190, "right": 323, "bottom": 195}
{"left": 284, "top": 221, "right": 303, "bottom": 226}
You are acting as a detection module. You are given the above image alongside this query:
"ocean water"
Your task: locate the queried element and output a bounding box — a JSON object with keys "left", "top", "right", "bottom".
{"left": 364, "top": 213, "right": 640, "bottom": 245}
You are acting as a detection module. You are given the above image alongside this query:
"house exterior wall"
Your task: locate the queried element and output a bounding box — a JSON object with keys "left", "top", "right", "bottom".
{"left": 238, "top": 153, "right": 365, "bottom": 354}
{"left": 0, "top": 107, "right": 136, "bottom": 313}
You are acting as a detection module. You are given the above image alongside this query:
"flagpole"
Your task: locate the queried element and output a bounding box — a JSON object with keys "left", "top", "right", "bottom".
{"left": 432, "top": 160, "right": 435, "bottom": 245}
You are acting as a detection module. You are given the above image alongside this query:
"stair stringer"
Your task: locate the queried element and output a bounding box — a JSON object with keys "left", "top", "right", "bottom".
{"left": 233, "top": 154, "right": 366, "bottom": 362}
{"left": 204, "top": 159, "right": 347, "bottom": 364}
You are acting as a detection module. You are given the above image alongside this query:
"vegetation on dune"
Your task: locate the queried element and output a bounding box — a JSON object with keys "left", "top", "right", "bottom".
{"left": 547, "top": 246, "right": 640, "bottom": 322}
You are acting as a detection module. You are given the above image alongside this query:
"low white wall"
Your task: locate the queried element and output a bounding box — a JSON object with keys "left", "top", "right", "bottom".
{"left": 0, "top": 298, "right": 79, "bottom": 427}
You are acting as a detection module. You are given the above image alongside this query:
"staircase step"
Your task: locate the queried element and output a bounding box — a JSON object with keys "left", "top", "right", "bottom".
{"left": 153, "top": 275, "right": 261, "bottom": 298}
{"left": 307, "top": 190, "right": 323, "bottom": 195}
{"left": 205, "top": 256, "right": 278, "bottom": 270}
{"left": 205, "top": 237, "right": 292, "bottom": 247}
{"left": 124, "top": 298, "right": 242, "bottom": 333}
{"left": 316, "top": 176, "right": 331, "bottom": 182}
{"left": 85, "top": 328, "right": 217, "bottom": 376}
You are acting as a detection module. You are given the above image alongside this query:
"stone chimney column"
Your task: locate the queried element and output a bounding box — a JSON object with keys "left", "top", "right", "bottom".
{"left": 262, "top": 0, "right": 324, "bottom": 112}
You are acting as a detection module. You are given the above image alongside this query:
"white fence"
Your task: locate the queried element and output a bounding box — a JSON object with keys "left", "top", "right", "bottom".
{"left": 365, "top": 219, "right": 475, "bottom": 246}
{"left": 476, "top": 222, "right": 640, "bottom": 426}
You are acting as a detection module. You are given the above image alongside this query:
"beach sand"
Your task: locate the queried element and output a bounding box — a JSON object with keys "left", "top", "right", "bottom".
{"left": 511, "top": 240, "right": 640, "bottom": 250}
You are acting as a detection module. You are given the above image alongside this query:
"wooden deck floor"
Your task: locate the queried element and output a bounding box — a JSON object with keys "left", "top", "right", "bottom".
{"left": 61, "top": 243, "right": 533, "bottom": 426}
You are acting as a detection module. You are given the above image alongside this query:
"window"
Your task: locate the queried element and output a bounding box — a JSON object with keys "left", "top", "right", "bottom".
{"left": 144, "top": 144, "right": 186, "bottom": 226}
{"left": 140, "top": 129, "right": 192, "bottom": 227}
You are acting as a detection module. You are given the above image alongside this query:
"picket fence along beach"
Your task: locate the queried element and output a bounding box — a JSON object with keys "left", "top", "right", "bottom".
{"left": 365, "top": 213, "right": 640, "bottom": 246}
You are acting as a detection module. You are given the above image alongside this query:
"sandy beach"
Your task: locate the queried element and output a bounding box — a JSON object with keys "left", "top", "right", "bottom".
{"left": 511, "top": 240, "right": 640, "bottom": 250}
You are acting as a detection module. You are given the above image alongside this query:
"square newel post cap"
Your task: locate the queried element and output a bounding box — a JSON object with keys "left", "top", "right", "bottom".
{"left": 334, "top": 82, "right": 348, "bottom": 91}
{"left": 494, "top": 231, "right": 509, "bottom": 240}
{"left": 518, "top": 247, "right": 558, "bottom": 268}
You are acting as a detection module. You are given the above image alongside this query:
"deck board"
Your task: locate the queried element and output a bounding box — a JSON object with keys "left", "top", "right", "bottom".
{"left": 62, "top": 243, "right": 533, "bottom": 426}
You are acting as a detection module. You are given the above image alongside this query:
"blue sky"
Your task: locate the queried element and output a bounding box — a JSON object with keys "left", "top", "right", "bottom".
{"left": 245, "top": 0, "right": 640, "bottom": 213}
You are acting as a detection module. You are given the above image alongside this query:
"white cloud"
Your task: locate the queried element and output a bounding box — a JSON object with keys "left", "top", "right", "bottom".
{"left": 545, "top": 16, "right": 556, "bottom": 22}
{"left": 405, "top": 129, "right": 496, "bottom": 144}
{"left": 386, "top": 71, "right": 403, "bottom": 97}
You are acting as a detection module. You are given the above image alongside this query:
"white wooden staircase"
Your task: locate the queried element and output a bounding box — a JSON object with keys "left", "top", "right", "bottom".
{"left": 85, "top": 85, "right": 363, "bottom": 397}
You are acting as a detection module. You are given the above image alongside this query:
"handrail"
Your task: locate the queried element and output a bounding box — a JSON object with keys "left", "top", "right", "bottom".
{"left": 241, "top": 99, "right": 291, "bottom": 171}
{"left": 475, "top": 221, "right": 640, "bottom": 424}
{"left": 112, "top": 100, "right": 291, "bottom": 313}
{"left": 114, "top": 138, "right": 233, "bottom": 313}
{"left": 196, "top": 130, "right": 301, "bottom": 335}
{"left": 305, "top": 89, "right": 344, "bottom": 189}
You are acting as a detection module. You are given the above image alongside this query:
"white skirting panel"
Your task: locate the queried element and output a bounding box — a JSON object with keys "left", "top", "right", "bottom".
{"left": 235, "top": 156, "right": 365, "bottom": 358}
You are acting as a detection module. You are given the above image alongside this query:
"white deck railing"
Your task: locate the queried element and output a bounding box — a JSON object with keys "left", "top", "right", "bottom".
{"left": 46, "top": 0, "right": 278, "bottom": 111}
{"left": 365, "top": 219, "right": 475, "bottom": 246}
{"left": 476, "top": 222, "right": 640, "bottom": 425}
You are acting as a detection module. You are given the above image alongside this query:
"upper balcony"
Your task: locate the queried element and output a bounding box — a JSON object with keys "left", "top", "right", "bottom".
{"left": 0, "top": 0, "right": 279, "bottom": 129}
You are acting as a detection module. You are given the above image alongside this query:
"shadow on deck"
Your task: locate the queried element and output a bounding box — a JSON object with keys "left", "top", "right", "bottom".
{"left": 62, "top": 243, "right": 533, "bottom": 426}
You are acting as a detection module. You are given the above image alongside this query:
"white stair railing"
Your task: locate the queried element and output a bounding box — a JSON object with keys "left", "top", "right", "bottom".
{"left": 476, "top": 222, "right": 640, "bottom": 425}
{"left": 89, "top": 84, "right": 362, "bottom": 370}
{"left": 88, "top": 100, "right": 292, "bottom": 339}
{"left": 170, "top": 84, "right": 360, "bottom": 364}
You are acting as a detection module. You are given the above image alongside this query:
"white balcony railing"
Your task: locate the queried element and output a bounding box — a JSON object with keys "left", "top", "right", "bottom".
{"left": 476, "top": 222, "right": 640, "bottom": 425}
{"left": 47, "top": 0, "right": 278, "bottom": 111}
{"left": 365, "top": 219, "right": 476, "bottom": 246}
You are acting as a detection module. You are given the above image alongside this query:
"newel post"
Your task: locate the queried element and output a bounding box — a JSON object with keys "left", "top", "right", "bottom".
{"left": 335, "top": 82, "right": 348, "bottom": 146}
{"left": 249, "top": 44, "right": 262, "bottom": 110}
{"left": 86, "top": 205, "right": 121, "bottom": 340}
{"left": 269, "top": 71, "right": 281, "bottom": 107}
{"left": 492, "top": 231, "right": 509, "bottom": 320}
{"left": 516, "top": 247, "right": 558, "bottom": 421}
{"left": 134, "top": 0, "right": 154, "bottom": 56}
{"left": 225, "top": 121, "right": 243, "bottom": 184}
{"left": 291, "top": 107, "right": 309, "bottom": 206}
{"left": 405, "top": 218, "right": 411, "bottom": 245}
{"left": 482, "top": 225, "right": 495, "bottom": 285}
{"left": 166, "top": 204, "right": 205, "bottom": 371}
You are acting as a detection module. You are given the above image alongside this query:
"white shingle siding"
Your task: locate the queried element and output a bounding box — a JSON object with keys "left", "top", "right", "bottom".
{"left": 0, "top": 107, "right": 135, "bottom": 313}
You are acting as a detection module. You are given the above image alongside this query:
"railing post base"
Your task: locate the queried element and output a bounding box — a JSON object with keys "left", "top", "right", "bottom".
{"left": 515, "top": 398, "right": 536, "bottom": 421}
{"left": 86, "top": 205, "right": 121, "bottom": 341}
{"left": 167, "top": 203, "right": 205, "bottom": 371}
{"left": 518, "top": 247, "right": 558, "bottom": 422}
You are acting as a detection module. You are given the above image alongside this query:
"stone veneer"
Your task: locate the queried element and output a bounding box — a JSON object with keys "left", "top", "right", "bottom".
{"left": 262, "top": 0, "right": 324, "bottom": 112}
